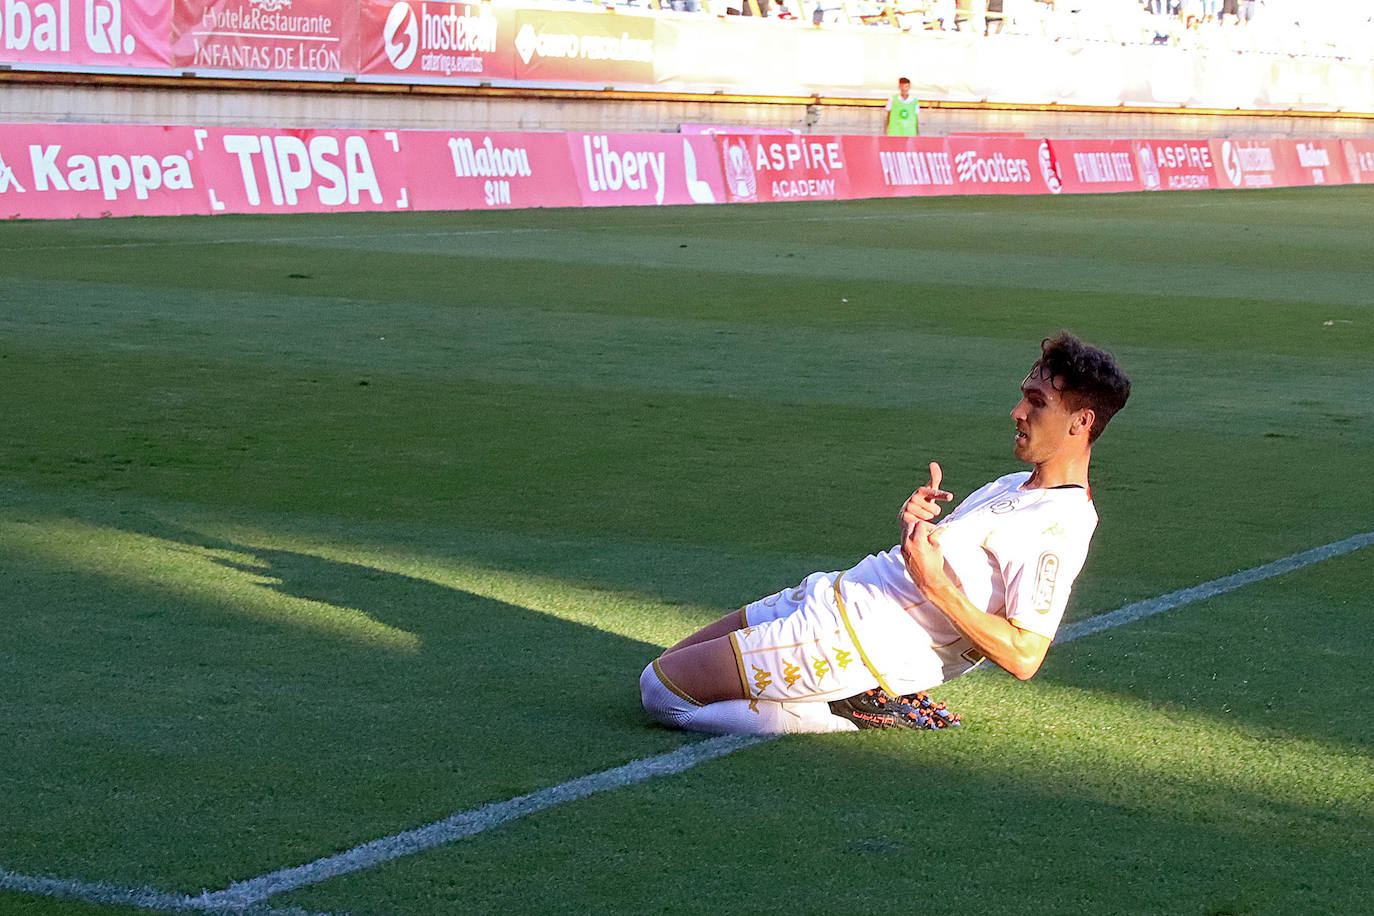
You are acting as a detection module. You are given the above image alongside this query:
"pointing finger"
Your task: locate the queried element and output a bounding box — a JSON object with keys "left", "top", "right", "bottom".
{"left": 928, "top": 461, "right": 942, "bottom": 492}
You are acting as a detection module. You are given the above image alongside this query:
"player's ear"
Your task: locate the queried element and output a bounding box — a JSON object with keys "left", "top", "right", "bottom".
{"left": 1070, "top": 407, "right": 1095, "bottom": 437}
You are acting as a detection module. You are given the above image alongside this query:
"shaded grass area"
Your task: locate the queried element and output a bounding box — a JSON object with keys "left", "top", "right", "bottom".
{"left": 0, "top": 189, "right": 1371, "bottom": 912}
{"left": 0, "top": 490, "right": 697, "bottom": 890}
{"left": 282, "top": 556, "right": 1374, "bottom": 915}
{"left": 0, "top": 896, "right": 151, "bottom": 915}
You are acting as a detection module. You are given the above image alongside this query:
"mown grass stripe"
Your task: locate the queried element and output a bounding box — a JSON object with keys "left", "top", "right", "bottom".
{"left": 4, "top": 528, "right": 1370, "bottom": 913}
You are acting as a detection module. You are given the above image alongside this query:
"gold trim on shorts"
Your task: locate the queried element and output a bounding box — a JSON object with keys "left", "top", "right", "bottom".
{"left": 652, "top": 658, "right": 704, "bottom": 707}
{"left": 727, "top": 631, "right": 750, "bottom": 698}
{"left": 738, "top": 606, "right": 749, "bottom": 628}
{"left": 832, "top": 572, "right": 899, "bottom": 697}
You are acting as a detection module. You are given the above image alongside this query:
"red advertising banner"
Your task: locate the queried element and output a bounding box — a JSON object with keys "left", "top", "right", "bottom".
{"left": 172, "top": 0, "right": 358, "bottom": 74}
{"left": 357, "top": 0, "right": 514, "bottom": 81}
{"left": 1132, "top": 139, "right": 1218, "bottom": 191}
{"left": 195, "top": 126, "right": 411, "bottom": 213}
{"left": 1341, "top": 139, "right": 1374, "bottom": 184}
{"left": 946, "top": 136, "right": 1062, "bottom": 196}
{"left": 841, "top": 136, "right": 958, "bottom": 199}
{"left": 402, "top": 130, "right": 579, "bottom": 210}
{"left": 567, "top": 133, "right": 725, "bottom": 207}
{"left": 1045, "top": 139, "right": 1143, "bottom": 194}
{"left": 1207, "top": 138, "right": 1335, "bottom": 190}
{"left": 1289, "top": 139, "right": 1352, "bottom": 187}
{"left": 0, "top": 0, "right": 172, "bottom": 68}
{"left": 716, "top": 133, "right": 852, "bottom": 204}
{"left": 0, "top": 122, "right": 207, "bottom": 218}
{"left": 4, "top": 122, "right": 1370, "bottom": 222}
{"left": 511, "top": 8, "right": 654, "bottom": 86}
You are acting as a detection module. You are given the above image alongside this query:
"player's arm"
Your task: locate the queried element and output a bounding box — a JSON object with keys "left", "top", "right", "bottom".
{"left": 900, "top": 518, "right": 1051, "bottom": 680}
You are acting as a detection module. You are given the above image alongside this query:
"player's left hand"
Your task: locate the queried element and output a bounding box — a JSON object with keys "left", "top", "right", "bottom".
{"left": 900, "top": 517, "right": 947, "bottom": 593}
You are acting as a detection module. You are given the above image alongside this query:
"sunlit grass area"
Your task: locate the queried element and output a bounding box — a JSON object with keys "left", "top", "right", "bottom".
{"left": 1, "top": 188, "right": 1371, "bottom": 914}
{"left": 282, "top": 553, "right": 1374, "bottom": 915}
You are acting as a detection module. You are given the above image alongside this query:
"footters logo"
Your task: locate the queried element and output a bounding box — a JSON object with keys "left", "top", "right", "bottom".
{"left": 952, "top": 148, "right": 1037, "bottom": 187}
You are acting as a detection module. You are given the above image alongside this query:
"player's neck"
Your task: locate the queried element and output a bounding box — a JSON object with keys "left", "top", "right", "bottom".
{"left": 1025, "top": 450, "right": 1091, "bottom": 490}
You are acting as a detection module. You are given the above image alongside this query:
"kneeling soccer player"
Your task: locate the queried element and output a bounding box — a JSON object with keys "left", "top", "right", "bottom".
{"left": 640, "top": 332, "right": 1131, "bottom": 734}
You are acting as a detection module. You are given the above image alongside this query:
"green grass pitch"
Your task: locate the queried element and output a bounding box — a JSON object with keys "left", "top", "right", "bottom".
{"left": 1, "top": 188, "right": 1371, "bottom": 915}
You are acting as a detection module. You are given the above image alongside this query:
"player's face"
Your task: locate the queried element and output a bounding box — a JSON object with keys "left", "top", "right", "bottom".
{"left": 1010, "top": 364, "right": 1078, "bottom": 464}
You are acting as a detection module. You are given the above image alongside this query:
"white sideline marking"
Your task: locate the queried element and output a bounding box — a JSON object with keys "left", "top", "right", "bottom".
{"left": 1054, "top": 529, "right": 1374, "bottom": 645}
{"left": 0, "top": 868, "right": 320, "bottom": 915}
{"left": 199, "top": 733, "right": 764, "bottom": 911}
{"left": 4, "top": 529, "right": 1370, "bottom": 913}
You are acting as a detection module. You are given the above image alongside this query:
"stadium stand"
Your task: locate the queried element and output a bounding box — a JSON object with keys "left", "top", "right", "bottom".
{"left": 575, "top": 0, "right": 1374, "bottom": 61}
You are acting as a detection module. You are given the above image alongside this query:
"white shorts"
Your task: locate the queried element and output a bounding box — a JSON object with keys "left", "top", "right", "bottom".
{"left": 729, "top": 571, "right": 958, "bottom": 702}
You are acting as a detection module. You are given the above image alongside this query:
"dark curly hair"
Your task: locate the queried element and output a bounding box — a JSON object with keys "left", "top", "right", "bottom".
{"left": 1036, "top": 332, "right": 1131, "bottom": 443}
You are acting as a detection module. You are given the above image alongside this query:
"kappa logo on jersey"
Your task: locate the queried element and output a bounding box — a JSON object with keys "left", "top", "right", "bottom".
{"left": 832, "top": 648, "right": 853, "bottom": 669}
{"left": 751, "top": 665, "right": 772, "bottom": 696}
{"left": 811, "top": 656, "right": 830, "bottom": 682}
{"left": 1032, "top": 552, "right": 1060, "bottom": 614}
{"left": 782, "top": 661, "right": 802, "bottom": 689}
{"left": 989, "top": 497, "right": 1020, "bottom": 514}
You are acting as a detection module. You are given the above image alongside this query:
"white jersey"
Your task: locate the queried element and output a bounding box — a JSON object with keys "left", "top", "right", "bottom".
{"left": 838, "top": 471, "right": 1097, "bottom": 685}
{"left": 736, "top": 472, "right": 1098, "bottom": 698}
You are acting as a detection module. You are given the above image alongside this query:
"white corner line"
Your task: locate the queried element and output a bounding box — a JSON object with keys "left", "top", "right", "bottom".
{"left": 5, "top": 529, "right": 1371, "bottom": 913}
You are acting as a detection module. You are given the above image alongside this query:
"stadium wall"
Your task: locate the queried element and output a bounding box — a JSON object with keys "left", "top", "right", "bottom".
{"left": 3, "top": 0, "right": 1373, "bottom": 140}
{"left": 5, "top": 72, "right": 1374, "bottom": 142}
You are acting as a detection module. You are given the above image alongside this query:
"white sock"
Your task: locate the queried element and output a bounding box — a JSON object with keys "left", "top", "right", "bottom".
{"left": 640, "top": 662, "right": 856, "bottom": 735}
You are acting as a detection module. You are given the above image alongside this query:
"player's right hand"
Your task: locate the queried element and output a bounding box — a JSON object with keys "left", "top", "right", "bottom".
{"left": 899, "top": 462, "right": 954, "bottom": 527}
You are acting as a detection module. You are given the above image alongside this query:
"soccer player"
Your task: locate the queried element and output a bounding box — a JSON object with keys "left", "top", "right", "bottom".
{"left": 640, "top": 332, "right": 1131, "bottom": 734}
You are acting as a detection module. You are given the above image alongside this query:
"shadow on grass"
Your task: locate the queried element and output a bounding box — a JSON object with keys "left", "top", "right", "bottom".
{"left": 0, "top": 500, "right": 693, "bottom": 889}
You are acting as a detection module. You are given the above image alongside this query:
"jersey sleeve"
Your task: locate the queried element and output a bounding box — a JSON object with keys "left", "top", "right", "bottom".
{"left": 996, "top": 510, "right": 1095, "bottom": 640}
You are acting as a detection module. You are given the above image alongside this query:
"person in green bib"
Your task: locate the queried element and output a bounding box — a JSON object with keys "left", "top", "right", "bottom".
{"left": 885, "top": 77, "right": 921, "bottom": 137}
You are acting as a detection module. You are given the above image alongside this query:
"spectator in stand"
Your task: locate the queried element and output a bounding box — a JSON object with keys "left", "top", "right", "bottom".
{"left": 985, "top": 0, "right": 1005, "bottom": 34}
{"left": 885, "top": 77, "right": 920, "bottom": 136}
{"left": 927, "top": 0, "right": 955, "bottom": 29}
{"left": 1181, "top": 0, "right": 1202, "bottom": 29}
